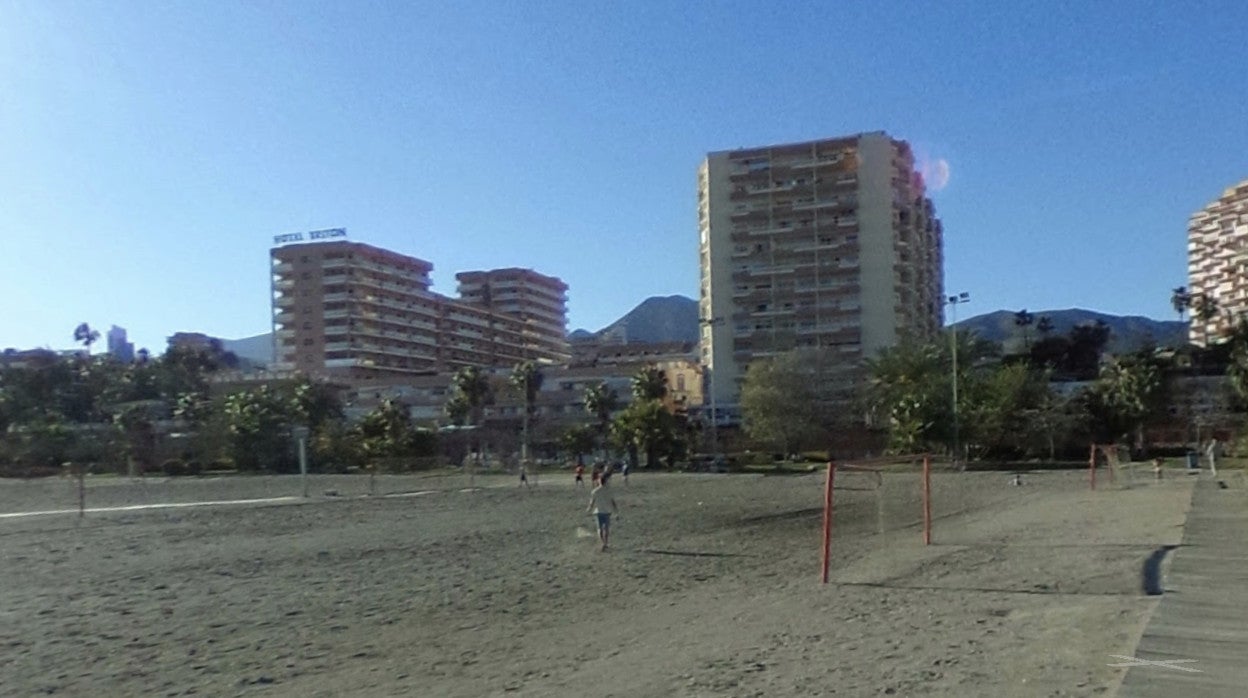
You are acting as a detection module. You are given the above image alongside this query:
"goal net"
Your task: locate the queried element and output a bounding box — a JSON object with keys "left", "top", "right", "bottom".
{"left": 1089, "top": 443, "right": 1134, "bottom": 489}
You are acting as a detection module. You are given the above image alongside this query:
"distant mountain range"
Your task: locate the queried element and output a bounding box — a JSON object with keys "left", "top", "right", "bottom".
{"left": 953, "top": 309, "right": 1186, "bottom": 353}
{"left": 571, "top": 295, "right": 700, "bottom": 344}
{"left": 213, "top": 302, "right": 1187, "bottom": 368}
{"left": 223, "top": 333, "right": 275, "bottom": 366}
{"left": 577, "top": 301, "right": 1187, "bottom": 353}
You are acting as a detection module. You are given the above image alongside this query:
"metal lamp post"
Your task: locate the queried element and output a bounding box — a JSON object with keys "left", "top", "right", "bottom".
{"left": 700, "top": 316, "right": 724, "bottom": 456}
{"left": 293, "top": 425, "right": 310, "bottom": 498}
{"left": 946, "top": 292, "right": 970, "bottom": 465}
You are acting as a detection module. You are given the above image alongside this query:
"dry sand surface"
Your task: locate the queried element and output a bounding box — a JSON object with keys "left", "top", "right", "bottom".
{"left": 0, "top": 467, "right": 1194, "bottom": 697}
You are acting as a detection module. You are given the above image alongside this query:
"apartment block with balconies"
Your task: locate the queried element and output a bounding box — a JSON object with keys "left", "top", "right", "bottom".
{"left": 698, "top": 132, "right": 944, "bottom": 411}
{"left": 271, "top": 240, "right": 570, "bottom": 382}
{"left": 1188, "top": 179, "right": 1248, "bottom": 346}
{"left": 456, "top": 268, "right": 571, "bottom": 362}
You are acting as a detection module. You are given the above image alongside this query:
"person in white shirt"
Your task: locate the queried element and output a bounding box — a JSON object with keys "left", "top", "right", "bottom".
{"left": 1206, "top": 438, "right": 1221, "bottom": 476}
{"left": 586, "top": 477, "right": 619, "bottom": 551}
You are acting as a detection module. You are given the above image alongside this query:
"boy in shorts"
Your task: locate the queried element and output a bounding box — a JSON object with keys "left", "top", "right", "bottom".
{"left": 586, "top": 477, "right": 619, "bottom": 551}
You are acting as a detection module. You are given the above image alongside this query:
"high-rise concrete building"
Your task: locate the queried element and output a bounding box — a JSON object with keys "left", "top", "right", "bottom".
{"left": 698, "top": 132, "right": 944, "bottom": 413}
{"left": 1188, "top": 178, "right": 1248, "bottom": 345}
{"left": 455, "top": 268, "right": 570, "bottom": 361}
{"left": 270, "top": 236, "right": 569, "bottom": 382}
{"left": 107, "top": 325, "right": 135, "bottom": 363}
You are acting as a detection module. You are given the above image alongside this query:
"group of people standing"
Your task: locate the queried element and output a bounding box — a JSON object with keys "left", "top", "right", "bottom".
{"left": 573, "top": 461, "right": 629, "bottom": 488}
{"left": 516, "top": 460, "right": 629, "bottom": 552}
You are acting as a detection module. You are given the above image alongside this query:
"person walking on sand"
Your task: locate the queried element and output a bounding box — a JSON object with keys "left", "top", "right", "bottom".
{"left": 591, "top": 463, "right": 603, "bottom": 487}
{"left": 1153, "top": 457, "right": 1164, "bottom": 481}
{"left": 519, "top": 463, "right": 531, "bottom": 489}
{"left": 1206, "top": 438, "right": 1220, "bottom": 476}
{"left": 587, "top": 477, "right": 619, "bottom": 551}
{"left": 574, "top": 463, "right": 585, "bottom": 487}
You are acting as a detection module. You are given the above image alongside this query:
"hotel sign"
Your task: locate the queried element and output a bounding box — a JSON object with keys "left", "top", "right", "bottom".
{"left": 273, "top": 228, "right": 347, "bottom": 245}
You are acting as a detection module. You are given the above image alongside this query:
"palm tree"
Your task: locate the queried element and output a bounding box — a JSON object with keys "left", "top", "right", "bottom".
{"left": 450, "top": 366, "right": 492, "bottom": 466}
{"left": 451, "top": 366, "right": 492, "bottom": 425}
{"left": 631, "top": 365, "right": 668, "bottom": 402}
{"left": 1192, "top": 293, "right": 1220, "bottom": 347}
{"left": 1013, "top": 309, "right": 1035, "bottom": 352}
{"left": 509, "top": 361, "right": 543, "bottom": 462}
{"left": 583, "top": 381, "right": 619, "bottom": 460}
{"left": 1228, "top": 344, "right": 1248, "bottom": 403}
{"left": 1036, "top": 316, "right": 1055, "bottom": 337}
{"left": 73, "top": 322, "right": 100, "bottom": 356}
{"left": 1171, "top": 286, "right": 1191, "bottom": 322}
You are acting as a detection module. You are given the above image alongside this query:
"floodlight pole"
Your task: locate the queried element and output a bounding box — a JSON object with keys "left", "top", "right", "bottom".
{"left": 294, "top": 426, "right": 310, "bottom": 498}
{"left": 946, "top": 293, "right": 970, "bottom": 466}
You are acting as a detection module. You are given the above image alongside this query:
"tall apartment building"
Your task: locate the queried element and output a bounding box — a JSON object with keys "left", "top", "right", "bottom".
{"left": 456, "top": 268, "right": 569, "bottom": 361}
{"left": 271, "top": 238, "right": 569, "bottom": 382}
{"left": 698, "top": 132, "right": 944, "bottom": 411}
{"left": 107, "top": 325, "right": 134, "bottom": 363}
{"left": 1188, "top": 178, "right": 1248, "bottom": 345}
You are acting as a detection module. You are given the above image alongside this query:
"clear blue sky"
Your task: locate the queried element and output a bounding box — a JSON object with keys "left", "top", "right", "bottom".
{"left": 3, "top": 1, "right": 1246, "bottom": 353}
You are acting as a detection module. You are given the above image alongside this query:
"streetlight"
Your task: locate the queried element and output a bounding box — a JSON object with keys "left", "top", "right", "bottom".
{"left": 946, "top": 292, "right": 971, "bottom": 465}
{"left": 700, "top": 316, "right": 724, "bottom": 456}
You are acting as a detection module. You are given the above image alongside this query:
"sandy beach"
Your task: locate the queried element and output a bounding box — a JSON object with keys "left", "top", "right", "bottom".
{"left": 0, "top": 468, "right": 1193, "bottom": 697}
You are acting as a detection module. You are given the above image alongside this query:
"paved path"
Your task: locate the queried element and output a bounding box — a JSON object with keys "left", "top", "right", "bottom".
{"left": 1117, "top": 474, "right": 1248, "bottom": 696}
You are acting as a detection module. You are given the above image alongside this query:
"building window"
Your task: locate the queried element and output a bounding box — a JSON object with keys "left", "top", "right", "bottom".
{"left": 676, "top": 375, "right": 686, "bottom": 391}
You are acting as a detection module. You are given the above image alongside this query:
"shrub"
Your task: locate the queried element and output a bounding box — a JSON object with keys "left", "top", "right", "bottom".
{"left": 161, "top": 458, "right": 188, "bottom": 476}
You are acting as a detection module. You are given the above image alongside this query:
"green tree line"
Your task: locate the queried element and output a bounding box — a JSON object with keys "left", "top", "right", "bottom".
{"left": 740, "top": 312, "right": 1248, "bottom": 461}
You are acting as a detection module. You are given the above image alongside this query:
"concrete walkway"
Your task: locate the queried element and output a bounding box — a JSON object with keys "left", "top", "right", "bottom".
{"left": 1117, "top": 474, "right": 1248, "bottom": 696}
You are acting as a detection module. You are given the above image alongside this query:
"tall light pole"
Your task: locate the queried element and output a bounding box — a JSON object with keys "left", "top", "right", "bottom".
{"left": 946, "top": 292, "right": 971, "bottom": 465}
{"left": 700, "top": 316, "right": 724, "bottom": 455}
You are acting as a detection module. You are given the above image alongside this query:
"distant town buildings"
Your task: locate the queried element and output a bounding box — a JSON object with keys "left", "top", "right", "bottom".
{"left": 1188, "top": 178, "right": 1248, "bottom": 345}
{"left": 0, "top": 348, "right": 60, "bottom": 370}
{"left": 346, "top": 358, "right": 702, "bottom": 426}
{"left": 167, "top": 332, "right": 222, "bottom": 352}
{"left": 698, "top": 131, "right": 944, "bottom": 411}
{"left": 107, "top": 325, "right": 134, "bottom": 363}
{"left": 270, "top": 237, "right": 570, "bottom": 382}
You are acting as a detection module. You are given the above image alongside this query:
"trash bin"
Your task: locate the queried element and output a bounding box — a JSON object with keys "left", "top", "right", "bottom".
{"left": 1186, "top": 451, "right": 1200, "bottom": 469}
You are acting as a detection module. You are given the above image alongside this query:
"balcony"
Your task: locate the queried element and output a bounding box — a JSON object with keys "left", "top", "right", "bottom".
{"left": 324, "top": 358, "right": 359, "bottom": 368}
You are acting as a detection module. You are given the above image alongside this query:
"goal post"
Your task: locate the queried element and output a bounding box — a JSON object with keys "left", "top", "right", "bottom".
{"left": 820, "top": 453, "right": 934, "bottom": 585}
{"left": 1089, "top": 443, "right": 1131, "bottom": 490}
